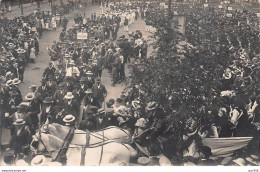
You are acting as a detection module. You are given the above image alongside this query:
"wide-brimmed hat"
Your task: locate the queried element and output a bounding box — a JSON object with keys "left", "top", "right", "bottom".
{"left": 85, "top": 89, "right": 93, "bottom": 94}
{"left": 233, "top": 158, "right": 246, "bottom": 166}
{"left": 25, "top": 93, "right": 34, "bottom": 101}
{"left": 98, "top": 108, "right": 105, "bottom": 114}
{"left": 31, "top": 155, "right": 47, "bottom": 166}
{"left": 86, "top": 71, "right": 93, "bottom": 75}
{"left": 12, "top": 78, "right": 21, "bottom": 85}
{"left": 4, "top": 153, "right": 15, "bottom": 165}
{"left": 16, "top": 102, "right": 29, "bottom": 109}
{"left": 6, "top": 80, "right": 13, "bottom": 86}
{"left": 64, "top": 92, "right": 74, "bottom": 99}
{"left": 132, "top": 100, "right": 142, "bottom": 109}
{"left": 13, "top": 119, "right": 26, "bottom": 126}
{"left": 63, "top": 114, "right": 75, "bottom": 123}
{"left": 69, "top": 60, "right": 75, "bottom": 65}
{"left": 43, "top": 97, "right": 54, "bottom": 104}
{"left": 145, "top": 101, "right": 158, "bottom": 111}
{"left": 29, "top": 85, "right": 37, "bottom": 90}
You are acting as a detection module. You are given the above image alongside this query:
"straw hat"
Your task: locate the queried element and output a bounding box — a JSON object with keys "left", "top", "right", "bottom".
{"left": 13, "top": 119, "right": 26, "bottom": 126}
{"left": 86, "top": 71, "right": 93, "bottom": 75}
{"left": 6, "top": 80, "right": 13, "bottom": 87}
{"left": 31, "top": 155, "right": 47, "bottom": 166}
{"left": 85, "top": 89, "right": 93, "bottom": 94}
{"left": 43, "top": 97, "right": 54, "bottom": 104}
{"left": 132, "top": 100, "right": 142, "bottom": 109}
{"left": 63, "top": 114, "right": 75, "bottom": 123}
{"left": 25, "top": 93, "right": 35, "bottom": 101}
{"left": 12, "top": 78, "right": 21, "bottom": 85}
{"left": 145, "top": 101, "right": 158, "bottom": 111}
{"left": 64, "top": 92, "right": 74, "bottom": 99}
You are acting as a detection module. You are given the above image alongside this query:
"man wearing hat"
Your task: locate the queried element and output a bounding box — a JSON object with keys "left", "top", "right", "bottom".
{"left": 25, "top": 93, "right": 40, "bottom": 134}
{"left": 66, "top": 60, "right": 80, "bottom": 77}
{"left": 53, "top": 70, "right": 63, "bottom": 85}
{"left": 40, "top": 97, "right": 55, "bottom": 125}
{"left": 79, "top": 105, "right": 98, "bottom": 131}
{"left": 84, "top": 71, "right": 94, "bottom": 88}
{"left": 54, "top": 82, "right": 67, "bottom": 106}
{"left": 92, "top": 77, "right": 107, "bottom": 108}
{"left": 46, "top": 76, "right": 58, "bottom": 95}
{"left": 43, "top": 62, "right": 56, "bottom": 79}
{"left": 8, "top": 119, "right": 32, "bottom": 156}
{"left": 36, "top": 78, "right": 48, "bottom": 100}
{"left": 79, "top": 77, "right": 88, "bottom": 91}
{"left": 63, "top": 114, "right": 76, "bottom": 127}
{"left": 64, "top": 92, "right": 79, "bottom": 126}
{"left": 95, "top": 108, "right": 108, "bottom": 130}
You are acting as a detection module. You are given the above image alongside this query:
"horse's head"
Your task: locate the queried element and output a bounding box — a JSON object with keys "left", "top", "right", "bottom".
{"left": 30, "top": 130, "right": 64, "bottom": 160}
{"left": 40, "top": 122, "right": 70, "bottom": 141}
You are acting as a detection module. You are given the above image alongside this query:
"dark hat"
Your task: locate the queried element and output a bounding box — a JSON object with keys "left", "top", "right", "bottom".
{"left": 96, "top": 77, "right": 101, "bottom": 82}
{"left": 106, "top": 101, "right": 113, "bottom": 107}
{"left": 43, "top": 97, "right": 54, "bottom": 104}
{"left": 116, "top": 98, "right": 123, "bottom": 103}
{"left": 13, "top": 118, "right": 26, "bottom": 125}
{"left": 109, "top": 99, "right": 115, "bottom": 104}
{"left": 4, "top": 153, "right": 15, "bottom": 165}
{"left": 80, "top": 77, "right": 86, "bottom": 82}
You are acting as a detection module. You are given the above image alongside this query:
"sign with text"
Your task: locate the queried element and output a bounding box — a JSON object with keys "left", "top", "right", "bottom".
{"left": 228, "top": 7, "right": 232, "bottom": 11}
{"left": 77, "top": 32, "right": 88, "bottom": 40}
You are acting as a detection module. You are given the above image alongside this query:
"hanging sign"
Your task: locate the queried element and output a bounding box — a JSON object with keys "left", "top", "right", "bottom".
{"left": 77, "top": 32, "right": 88, "bottom": 40}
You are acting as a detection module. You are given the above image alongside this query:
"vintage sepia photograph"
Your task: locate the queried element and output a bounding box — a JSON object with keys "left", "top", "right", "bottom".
{"left": 0, "top": 0, "right": 260, "bottom": 167}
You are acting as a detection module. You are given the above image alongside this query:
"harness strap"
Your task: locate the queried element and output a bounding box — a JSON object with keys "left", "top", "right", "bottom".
{"left": 55, "top": 126, "right": 75, "bottom": 162}
{"left": 98, "top": 130, "right": 105, "bottom": 165}
{"left": 80, "top": 130, "right": 90, "bottom": 166}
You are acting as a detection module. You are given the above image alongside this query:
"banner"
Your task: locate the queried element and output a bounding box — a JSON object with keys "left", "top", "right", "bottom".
{"left": 202, "top": 137, "right": 252, "bottom": 157}
{"left": 77, "top": 32, "right": 88, "bottom": 40}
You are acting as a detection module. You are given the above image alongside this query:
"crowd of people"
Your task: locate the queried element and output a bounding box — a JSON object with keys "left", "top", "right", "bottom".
{"left": 1, "top": 0, "right": 260, "bottom": 167}
{"left": 0, "top": 0, "right": 153, "bottom": 166}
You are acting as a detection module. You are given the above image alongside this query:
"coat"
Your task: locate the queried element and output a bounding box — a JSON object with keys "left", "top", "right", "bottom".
{"left": 92, "top": 84, "right": 107, "bottom": 102}
{"left": 40, "top": 106, "right": 56, "bottom": 125}
{"left": 9, "top": 127, "right": 32, "bottom": 155}
{"left": 64, "top": 99, "right": 80, "bottom": 119}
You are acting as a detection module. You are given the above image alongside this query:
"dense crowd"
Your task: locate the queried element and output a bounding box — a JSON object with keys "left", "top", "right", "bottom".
{"left": 1, "top": 0, "right": 260, "bottom": 167}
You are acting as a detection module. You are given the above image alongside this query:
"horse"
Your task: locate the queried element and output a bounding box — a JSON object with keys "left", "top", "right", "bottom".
{"left": 31, "top": 131, "right": 137, "bottom": 166}
{"left": 40, "top": 122, "right": 132, "bottom": 145}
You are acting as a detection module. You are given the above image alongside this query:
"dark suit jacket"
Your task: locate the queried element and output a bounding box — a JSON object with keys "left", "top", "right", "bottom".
{"left": 40, "top": 106, "right": 56, "bottom": 125}
{"left": 9, "top": 127, "right": 32, "bottom": 155}
{"left": 92, "top": 84, "right": 107, "bottom": 102}
{"left": 64, "top": 99, "right": 80, "bottom": 119}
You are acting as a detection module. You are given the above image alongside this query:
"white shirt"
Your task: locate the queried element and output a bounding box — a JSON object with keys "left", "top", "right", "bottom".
{"left": 66, "top": 66, "right": 80, "bottom": 77}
